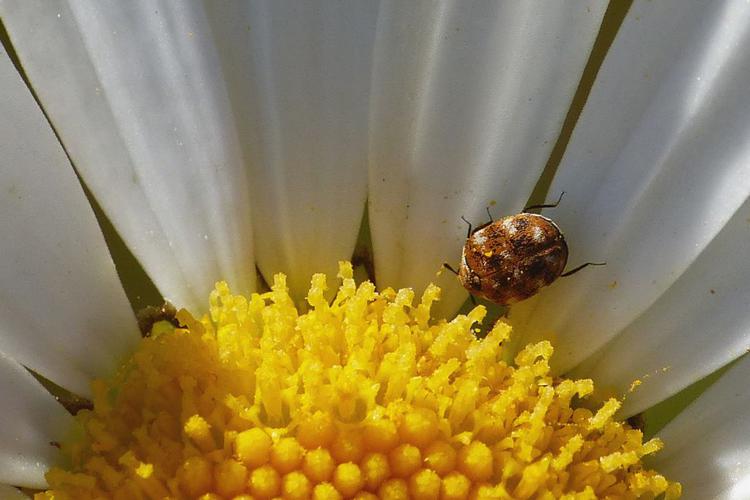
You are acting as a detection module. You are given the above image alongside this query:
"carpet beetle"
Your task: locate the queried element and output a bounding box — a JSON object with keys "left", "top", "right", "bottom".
{"left": 444, "top": 195, "right": 603, "bottom": 305}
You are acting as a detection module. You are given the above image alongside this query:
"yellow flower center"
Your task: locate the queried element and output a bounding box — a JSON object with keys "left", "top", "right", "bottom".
{"left": 39, "top": 262, "right": 680, "bottom": 499}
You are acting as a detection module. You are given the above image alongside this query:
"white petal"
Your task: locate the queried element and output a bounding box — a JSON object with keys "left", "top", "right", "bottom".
{"left": 201, "top": 1, "right": 376, "bottom": 298}
{"left": 0, "top": 351, "right": 73, "bottom": 488}
{"left": 0, "top": 484, "right": 27, "bottom": 500}
{"left": 0, "top": 46, "right": 137, "bottom": 395}
{"left": 652, "top": 354, "right": 750, "bottom": 499}
{"left": 573, "top": 197, "right": 750, "bottom": 417}
{"left": 368, "top": 1, "right": 607, "bottom": 316}
{"left": 512, "top": 0, "right": 750, "bottom": 372}
{"left": 1, "top": 1, "right": 257, "bottom": 311}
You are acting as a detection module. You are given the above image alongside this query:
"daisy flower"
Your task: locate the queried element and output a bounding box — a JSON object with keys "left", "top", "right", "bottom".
{"left": 0, "top": 1, "right": 748, "bottom": 498}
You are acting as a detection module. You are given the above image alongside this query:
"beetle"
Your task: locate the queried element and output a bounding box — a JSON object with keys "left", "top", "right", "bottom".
{"left": 444, "top": 193, "right": 603, "bottom": 305}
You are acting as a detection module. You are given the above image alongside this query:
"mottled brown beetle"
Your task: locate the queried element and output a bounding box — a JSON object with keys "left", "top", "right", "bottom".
{"left": 444, "top": 194, "right": 603, "bottom": 305}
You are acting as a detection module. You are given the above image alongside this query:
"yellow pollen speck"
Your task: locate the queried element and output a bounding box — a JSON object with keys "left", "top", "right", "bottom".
{"left": 38, "top": 262, "right": 680, "bottom": 499}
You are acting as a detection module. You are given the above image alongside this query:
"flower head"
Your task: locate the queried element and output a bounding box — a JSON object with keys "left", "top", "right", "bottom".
{"left": 40, "top": 263, "right": 679, "bottom": 498}
{"left": 0, "top": 1, "right": 750, "bottom": 498}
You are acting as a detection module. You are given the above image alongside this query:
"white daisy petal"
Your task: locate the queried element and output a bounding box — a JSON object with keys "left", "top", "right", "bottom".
{"left": 0, "top": 47, "right": 137, "bottom": 395}
{"left": 512, "top": 0, "right": 750, "bottom": 372}
{"left": 368, "top": 0, "right": 607, "bottom": 316}
{"left": 201, "top": 1, "right": 376, "bottom": 298}
{"left": 574, "top": 197, "right": 750, "bottom": 417}
{"left": 0, "top": 352, "right": 72, "bottom": 488}
{"left": 0, "top": 484, "right": 27, "bottom": 500}
{"left": 652, "top": 354, "right": 750, "bottom": 499}
{"left": 1, "top": 1, "right": 256, "bottom": 311}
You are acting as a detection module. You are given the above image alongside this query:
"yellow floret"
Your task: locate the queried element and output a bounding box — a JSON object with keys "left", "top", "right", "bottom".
{"left": 458, "top": 441, "right": 494, "bottom": 482}
{"left": 184, "top": 414, "right": 214, "bottom": 452}
{"left": 248, "top": 464, "right": 280, "bottom": 498}
{"left": 378, "top": 478, "right": 409, "bottom": 499}
{"left": 362, "top": 418, "right": 399, "bottom": 452}
{"left": 197, "top": 493, "right": 222, "bottom": 500}
{"left": 177, "top": 456, "right": 212, "bottom": 497}
{"left": 353, "top": 493, "right": 378, "bottom": 500}
{"left": 298, "top": 411, "right": 336, "bottom": 450}
{"left": 388, "top": 444, "right": 422, "bottom": 478}
{"left": 399, "top": 408, "right": 439, "bottom": 447}
{"left": 270, "top": 437, "right": 304, "bottom": 473}
{"left": 39, "top": 262, "right": 680, "bottom": 499}
{"left": 424, "top": 440, "right": 457, "bottom": 476}
{"left": 303, "top": 448, "right": 335, "bottom": 484}
{"left": 214, "top": 459, "right": 247, "bottom": 498}
{"left": 282, "top": 470, "right": 312, "bottom": 499}
{"left": 441, "top": 471, "right": 472, "bottom": 500}
{"left": 330, "top": 429, "right": 365, "bottom": 463}
{"left": 235, "top": 428, "right": 272, "bottom": 467}
{"left": 361, "top": 452, "right": 390, "bottom": 490}
{"left": 332, "top": 462, "right": 364, "bottom": 497}
{"left": 312, "top": 481, "right": 343, "bottom": 500}
{"left": 409, "top": 468, "right": 442, "bottom": 499}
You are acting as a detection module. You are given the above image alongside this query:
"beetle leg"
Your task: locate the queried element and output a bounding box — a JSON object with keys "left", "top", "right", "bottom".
{"left": 560, "top": 261, "right": 606, "bottom": 277}
{"left": 460, "top": 216, "right": 473, "bottom": 237}
{"left": 523, "top": 191, "right": 565, "bottom": 212}
{"left": 442, "top": 263, "right": 459, "bottom": 275}
{"left": 485, "top": 206, "right": 494, "bottom": 222}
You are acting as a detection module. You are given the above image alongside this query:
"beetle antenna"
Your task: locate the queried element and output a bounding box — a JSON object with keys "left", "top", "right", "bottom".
{"left": 460, "top": 216, "right": 473, "bottom": 237}
{"left": 442, "top": 263, "right": 459, "bottom": 275}
{"left": 524, "top": 191, "right": 565, "bottom": 212}
{"left": 560, "top": 261, "right": 606, "bottom": 277}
